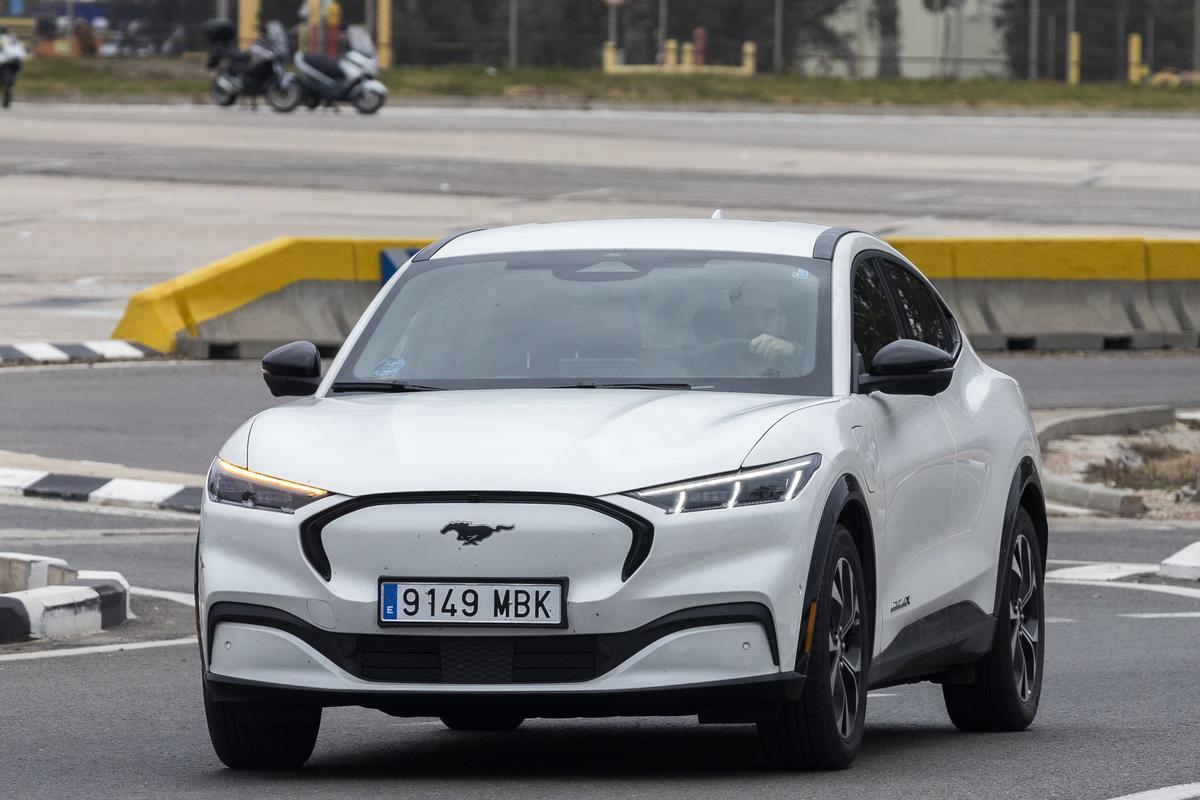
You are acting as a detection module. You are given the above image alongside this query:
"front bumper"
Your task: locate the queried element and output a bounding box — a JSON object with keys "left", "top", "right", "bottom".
{"left": 199, "top": 486, "right": 821, "bottom": 706}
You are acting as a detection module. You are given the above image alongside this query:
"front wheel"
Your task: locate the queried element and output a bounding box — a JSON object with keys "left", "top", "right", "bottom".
{"left": 210, "top": 76, "right": 238, "bottom": 107}
{"left": 942, "top": 506, "right": 1044, "bottom": 732}
{"left": 352, "top": 89, "right": 385, "bottom": 115}
{"left": 758, "top": 524, "right": 869, "bottom": 770}
{"left": 204, "top": 689, "right": 321, "bottom": 769}
{"left": 267, "top": 78, "right": 302, "bottom": 113}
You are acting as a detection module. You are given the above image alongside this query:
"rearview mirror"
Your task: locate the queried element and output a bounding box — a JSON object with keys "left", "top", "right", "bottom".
{"left": 857, "top": 339, "right": 954, "bottom": 396}
{"left": 262, "top": 341, "right": 321, "bottom": 397}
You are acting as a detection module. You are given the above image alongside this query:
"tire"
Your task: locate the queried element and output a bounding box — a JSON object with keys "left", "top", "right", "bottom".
{"left": 942, "top": 506, "right": 1044, "bottom": 732}
{"left": 210, "top": 77, "right": 237, "bottom": 107}
{"left": 439, "top": 714, "right": 525, "bottom": 731}
{"left": 204, "top": 690, "right": 321, "bottom": 769}
{"left": 267, "top": 79, "right": 302, "bottom": 113}
{"left": 758, "top": 524, "right": 870, "bottom": 771}
{"left": 352, "top": 89, "right": 385, "bottom": 115}
{"left": 303, "top": 92, "right": 322, "bottom": 110}
{"left": 1, "top": 68, "right": 13, "bottom": 109}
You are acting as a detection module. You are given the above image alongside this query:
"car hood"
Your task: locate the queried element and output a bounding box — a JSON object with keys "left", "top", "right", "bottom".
{"left": 234, "top": 389, "right": 836, "bottom": 498}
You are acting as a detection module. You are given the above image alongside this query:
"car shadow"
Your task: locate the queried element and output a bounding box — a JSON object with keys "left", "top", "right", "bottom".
{"left": 203, "top": 719, "right": 964, "bottom": 783}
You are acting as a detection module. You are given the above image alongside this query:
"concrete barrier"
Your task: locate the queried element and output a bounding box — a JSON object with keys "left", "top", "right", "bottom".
{"left": 114, "top": 235, "right": 1200, "bottom": 356}
{"left": 113, "top": 237, "right": 432, "bottom": 358}
{"left": 1147, "top": 241, "right": 1200, "bottom": 348}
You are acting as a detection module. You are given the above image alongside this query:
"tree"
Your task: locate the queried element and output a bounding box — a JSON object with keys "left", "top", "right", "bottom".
{"left": 873, "top": 0, "right": 901, "bottom": 76}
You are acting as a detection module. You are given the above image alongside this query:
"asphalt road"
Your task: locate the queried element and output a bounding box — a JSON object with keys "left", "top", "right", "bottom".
{"left": 1, "top": 355, "right": 1197, "bottom": 476}
{"left": 3, "top": 104, "right": 1199, "bottom": 230}
{"left": 2, "top": 498, "right": 1198, "bottom": 800}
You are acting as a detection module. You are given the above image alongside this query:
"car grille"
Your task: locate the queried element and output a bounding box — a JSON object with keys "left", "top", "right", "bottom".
{"left": 357, "top": 633, "right": 600, "bottom": 684}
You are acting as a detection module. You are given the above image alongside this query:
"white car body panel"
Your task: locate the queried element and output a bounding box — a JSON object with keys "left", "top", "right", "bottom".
{"left": 200, "top": 217, "right": 1044, "bottom": 715}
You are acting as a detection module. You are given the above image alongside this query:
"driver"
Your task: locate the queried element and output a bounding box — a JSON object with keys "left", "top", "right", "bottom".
{"left": 730, "top": 279, "right": 803, "bottom": 363}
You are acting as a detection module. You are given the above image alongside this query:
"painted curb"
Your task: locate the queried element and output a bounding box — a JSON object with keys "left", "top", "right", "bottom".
{"left": 0, "top": 468, "right": 202, "bottom": 513}
{"left": 1036, "top": 405, "right": 1178, "bottom": 449}
{"left": 0, "top": 340, "right": 160, "bottom": 367}
{"left": 1036, "top": 406, "right": 1176, "bottom": 516}
{"left": 1160, "top": 541, "right": 1200, "bottom": 580}
{"left": 0, "top": 565, "right": 131, "bottom": 644}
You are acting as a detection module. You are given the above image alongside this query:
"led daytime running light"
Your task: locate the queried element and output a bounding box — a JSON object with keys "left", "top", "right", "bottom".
{"left": 215, "top": 458, "right": 327, "bottom": 497}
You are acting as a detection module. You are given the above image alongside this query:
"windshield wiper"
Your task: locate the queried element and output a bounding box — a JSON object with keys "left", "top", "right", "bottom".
{"left": 330, "top": 381, "right": 445, "bottom": 393}
{"left": 564, "top": 381, "right": 694, "bottom": 390}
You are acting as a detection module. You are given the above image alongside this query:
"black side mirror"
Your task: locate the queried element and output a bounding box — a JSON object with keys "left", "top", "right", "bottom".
{"left": 262, "top": 341, "right": 321, "bottom": 397}
{"left": 857, "top": 339, "right": 954, "bottom": 396}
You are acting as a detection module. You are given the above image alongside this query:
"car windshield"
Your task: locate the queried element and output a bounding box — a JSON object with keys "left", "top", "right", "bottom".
{"left": 338, "top": 249, "right": 832, "bottom": 396}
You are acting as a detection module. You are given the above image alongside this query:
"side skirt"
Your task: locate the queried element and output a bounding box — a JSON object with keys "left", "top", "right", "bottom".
{"left": 867, "top": 601, "right": 995, "bottom": 690}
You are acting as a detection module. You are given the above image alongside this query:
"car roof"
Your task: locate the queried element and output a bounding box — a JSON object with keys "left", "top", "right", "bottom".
{"left": 431, "top": 218, "right": 837, "bottom": 261}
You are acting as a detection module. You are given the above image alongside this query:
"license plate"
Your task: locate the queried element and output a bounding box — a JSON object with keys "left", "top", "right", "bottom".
{"left": 378, "top": 579, "right": 565, "bottom": 626}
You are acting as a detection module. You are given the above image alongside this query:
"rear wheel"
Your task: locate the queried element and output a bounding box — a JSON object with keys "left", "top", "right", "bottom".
{"left": 942, "top": 506, "right": 1044, "bottom": 732}
{"left": 204, "top": 690, "right": 321, "bottom": 769}
{"left": 352, "top": 89, "right": 385, "bottom": 115}
{"left": 758, "top": 524, "right": 869, "bottom": 770}
{"left": 439, "top": 714, "right": 524, "bottom": 731}
{"left": 267, "top": 78, "right": 302, "bottom": 112}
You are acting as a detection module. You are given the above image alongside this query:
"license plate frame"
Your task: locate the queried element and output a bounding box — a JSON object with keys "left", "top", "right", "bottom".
{"left": 377, "top": 576, "right": 569, "bottom": 628}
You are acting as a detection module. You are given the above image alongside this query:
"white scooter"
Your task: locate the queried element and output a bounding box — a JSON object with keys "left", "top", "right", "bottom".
{"left": 0, "top": 27, "right": 27, "bottom": 110}
{"left": 293, "top": 25, "right": 387, "bottom": 114}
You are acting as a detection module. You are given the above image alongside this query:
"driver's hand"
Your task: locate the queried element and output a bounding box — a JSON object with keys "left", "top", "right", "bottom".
{"left": 750, "top": 334, "right": 798, "bottom": 361}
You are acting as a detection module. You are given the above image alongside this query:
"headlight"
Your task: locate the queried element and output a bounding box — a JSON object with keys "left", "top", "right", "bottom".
{"left": 628, "top": 455, "right": 821, "bottom": 514}
{"left": 206, "top": 457, "right": 328, "bottom": 513}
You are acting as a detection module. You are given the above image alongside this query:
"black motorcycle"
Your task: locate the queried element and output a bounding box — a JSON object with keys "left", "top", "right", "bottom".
{"left": 201, "top": 18, "right": 300, "bottom": 112}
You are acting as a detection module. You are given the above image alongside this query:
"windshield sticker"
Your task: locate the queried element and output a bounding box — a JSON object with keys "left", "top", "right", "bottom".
{"left": 792, "top": 268, "right": 810, "bottom": 280}
{"left": 372, "top": 357, "right": 407, "bottom": 379}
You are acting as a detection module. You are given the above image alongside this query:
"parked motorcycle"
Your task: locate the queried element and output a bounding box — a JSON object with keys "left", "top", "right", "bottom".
{"left": 0, "top": 27, "right": 27, "bottom": 110}
{"left": 293, "top": 25, "right": 387, "bottom": 114}
{"left": 201, "top": 18, "right": 301, "bottom": 112}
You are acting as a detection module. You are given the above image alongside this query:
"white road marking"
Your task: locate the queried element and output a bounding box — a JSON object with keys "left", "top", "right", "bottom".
{"left": 81, "top": 340, "right": 145, "bottom": 359}
{"left": 12, "top": 343, "right": 69, "bottom": 362}
{"left": 1103, "top": 783, "right": 1200, "bottom": 800}
{"left": 1046, "top": 617, "right": 1075, "bottom": 624}
{"left": 131, "top": 587, "right": 195, "bottom": 607}
{"left": 1048, "top": 578, "right": 1200, "bottom": 602}
{"left": 1119, "top": 612, "right": 1200, "bottom": 620}
{"left": 867, "top": 692, "right": 898, "bottom": 698}
{"left": 89, "top": 478, "right": 186, "bottom": 506}
{"left": 0, "top": 636, "right": 194, "bottom": 663}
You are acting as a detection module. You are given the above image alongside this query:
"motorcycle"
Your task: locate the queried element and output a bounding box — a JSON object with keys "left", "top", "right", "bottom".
{"left": 293, "top": 25, "right": 387, "bottom": 115}
{"left": 0, "top": 27, "right": 26, "bottom": 110}
{"left": 201, "top": 18, "right": 301, "bottom": 113}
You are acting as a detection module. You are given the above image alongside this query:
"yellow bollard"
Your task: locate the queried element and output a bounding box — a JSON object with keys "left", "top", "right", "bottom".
{"left": 237, "top": 0, "right": 260, "bottom": 50}
{"left": 681, "top": 41, "right": 695, "bottom": 74}
{"left": 741, "top": 41, "right": 757, "bottom": 76}
{"left": 602, "top": 40, "right": 617, "bottom": 73}
{"left": 1128, "top": 33, "right": 1145, "bottom": 84}
{"left": 663, "top": 38, "right": 678, "bottom": 72}
{"left": 377, "top": 0, "right": 392, "bottom": 68}
{"left": 1067, "top": 31, "right": 1081, "bottom": 86}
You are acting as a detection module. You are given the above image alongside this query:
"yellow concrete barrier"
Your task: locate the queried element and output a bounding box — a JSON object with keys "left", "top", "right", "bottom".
{"left": 113, "top": 236, "right": 1200, "bottom": 355}
{"left": 113, "top": 237, "right": 432, "bottom": 354}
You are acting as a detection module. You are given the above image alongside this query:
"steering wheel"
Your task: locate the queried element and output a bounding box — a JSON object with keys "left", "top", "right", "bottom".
{"left": 694, "top": 337, "right": 755, "bottom": 371}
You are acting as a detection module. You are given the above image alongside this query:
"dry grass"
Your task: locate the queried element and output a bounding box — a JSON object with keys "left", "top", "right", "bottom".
{"left": 16, "top": 58, "right": 1200, "bottom": 111}
{"left": 1085, "top": 441, "right": 1200, "bottom": 491}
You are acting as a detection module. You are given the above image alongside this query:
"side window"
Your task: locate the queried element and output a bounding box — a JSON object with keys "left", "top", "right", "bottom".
{"left": 880, "top": 260, "right": 954, "bottom": 354}
{"left": 852, "top": 260, "right": 900, "bottom": 373}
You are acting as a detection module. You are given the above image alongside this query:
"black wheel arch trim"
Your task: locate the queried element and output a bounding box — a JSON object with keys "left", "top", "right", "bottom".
{"left": 299, "top": 491, "right": 654, "bottom": 583}
{"left": 995, "top": 456, "right": 1048, "bottom": 618}
{"left": 798, "top": 474, "right": 873, "bottom": 672}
